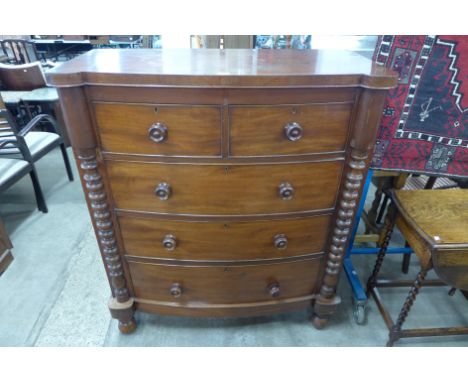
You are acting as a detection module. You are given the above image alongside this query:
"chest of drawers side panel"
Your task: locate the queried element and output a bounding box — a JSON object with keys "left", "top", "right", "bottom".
{"left": 56, "top": 86, "right": 138, "bottom": 333}
{"left": 312, "top": 88, "right": 390, "bottom": 328}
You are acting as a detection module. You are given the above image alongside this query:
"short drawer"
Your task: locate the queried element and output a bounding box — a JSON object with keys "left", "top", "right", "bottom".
{"left": 229, "top": 103, "right": 352, "bottom": 156}
{"left": 93, "top": 103, "right": 222, "bottom": 156}
{"left": 119, "top": 214, "right": 331, "bottom": 261}
{"left": 106, "top": 160, "right": 343, "bottom": 215}
{"left": 128, "top": 258, "right": 322, "bottom": 304}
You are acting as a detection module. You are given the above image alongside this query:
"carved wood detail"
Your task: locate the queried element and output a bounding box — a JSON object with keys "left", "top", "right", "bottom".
{"left": 313, "top": 148, "right": 369, "bottom": 321}
{"left": 366, "top": 203, "right": 397, "bottom": 292}
{"left": 78, "top": 152, "right": 130, "bottom": 303}
{"left": 387, "top": 269, "right": 428, "bottom": 346}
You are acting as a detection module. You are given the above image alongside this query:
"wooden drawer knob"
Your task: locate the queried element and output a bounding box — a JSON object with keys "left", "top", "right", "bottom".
{"left": 284, "top": 122, "right": 303, "bottom": 141}
{"left": 170, "top": 283, "right": 183, "bottom": 298}
{"left": 278, "top": 182, "right": 294, "bottom": 200}
{"left": 155, "top": 182, "right": 171, "bottom": 200}
{"left": 148, "top": 122, "right": 168, "bottom": 143}
{"left": 163, "top": 234, "right": 177, "bottom": 250}
{"left": 268, "top": 282, "right": 281, "bottom": 298}
{"left": 273, "top": 234, "right": 288, "bottom": 250}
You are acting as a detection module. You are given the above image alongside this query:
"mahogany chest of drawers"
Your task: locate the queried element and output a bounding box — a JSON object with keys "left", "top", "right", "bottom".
{"left": 46, "top": 49, "right": 397, "bottom": 333}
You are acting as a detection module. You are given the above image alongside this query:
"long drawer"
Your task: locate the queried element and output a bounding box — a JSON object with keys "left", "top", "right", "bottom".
{"left": 119, "top": 214, "right": 331, "bottom": 261}
{"left": 106, "top": 160, "right": 343, "bottom": 215}
{"left": 94, "top": 103, "right": 222, "bottom": 157}
{"left": 229, "top": 103, "right": 352, "bottom": 156}
{"left": 128, "top": 257, "right": 322, "bottom": 304}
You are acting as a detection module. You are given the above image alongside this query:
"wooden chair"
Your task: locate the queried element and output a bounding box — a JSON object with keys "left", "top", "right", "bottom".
{"left": 366, "top": 189, "right": 468, "bottom": 346}
{"left": 0, "top": 97, "right": 73, "bottom": 182}
{"left": 0, "top": 110, "right": 48, "bottom": 213}
{"left": 0, "top": 61, "right": 48, "bottom": 90}
{"left": 0, "top": 39, "right": 55, "bottom": 68}
{"left": 0, "top": 61, "right": 50, "bottom": 125}
{"left": 0, "top": 67, "right": 73, "bottom": 175}
{"left": 0, "top": 39, "right": 41, "bottom": 65}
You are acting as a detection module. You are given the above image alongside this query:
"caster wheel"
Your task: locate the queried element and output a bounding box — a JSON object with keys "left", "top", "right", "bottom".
{"left": 352, "top": 300, "right": 366, "bottom": 325}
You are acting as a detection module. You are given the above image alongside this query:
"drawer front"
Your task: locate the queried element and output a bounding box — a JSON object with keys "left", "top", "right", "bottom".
{"left": 94, "top": 103, "right": 222, "bottom": 156}
{"left": 106, "top": 160, "right": 343, "bottom": 215}
{"left": 128, "top": 258, "right": 322, "bottom": 304}
{"left": 119, "top": 214, "right": 331, "bottom": 261}
{"left": 229, "top": 103, "right": 352, "bottom": 156}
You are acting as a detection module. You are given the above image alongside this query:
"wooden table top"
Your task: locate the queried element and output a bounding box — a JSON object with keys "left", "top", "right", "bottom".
{"left": 394, "top": 189, "right": 468, "bottom": 247}
{"left": 45, "top": 48, "right": 398, "bottom": 89}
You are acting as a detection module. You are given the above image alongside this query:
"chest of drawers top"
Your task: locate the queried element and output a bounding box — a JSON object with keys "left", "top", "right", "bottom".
{"left": 46, "top": 48, "right": 396, "bottom": 89}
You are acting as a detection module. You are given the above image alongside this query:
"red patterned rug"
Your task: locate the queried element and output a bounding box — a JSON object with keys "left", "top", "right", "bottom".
{"left": 371, "top": 35, "right": 468, "bottom": 178}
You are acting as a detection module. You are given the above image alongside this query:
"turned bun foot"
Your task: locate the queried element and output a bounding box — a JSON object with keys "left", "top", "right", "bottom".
{"left": 118, "top": 317, "right": 137, "bottom": 334}
{"left": 311, "top": 315, "right": 329, "bottom": 329}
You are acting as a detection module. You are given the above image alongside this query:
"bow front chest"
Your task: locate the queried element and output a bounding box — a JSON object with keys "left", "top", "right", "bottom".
{"left": 46, "top": 49, "right": 397, "bottom": 333}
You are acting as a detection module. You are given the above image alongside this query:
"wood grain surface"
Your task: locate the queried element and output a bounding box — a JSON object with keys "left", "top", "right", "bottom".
{"left": 135, "top": 297, "right": 313, "bottom": 318}
{"left": 395, "top": 189, "right": 468, "bottom": 291}
{"left": 394, "top": 189, "right": 468, "bottom": 245}
{"left": 94, "top": 103, "right": 222, "bottom": 157}
{"left": 229, "top": 103, "right": 352, "bottom": 156}
{"left": 128, "top": 257, "right": 322, "bottom": 304}
{"left": 46, "top": 49, "right": 398, "bottom": 88}
{"left": 106, "top": 160, "right": 343, "bottom": 215}
{"left": 118, "top": 214, "right": 331, "bottom": 261}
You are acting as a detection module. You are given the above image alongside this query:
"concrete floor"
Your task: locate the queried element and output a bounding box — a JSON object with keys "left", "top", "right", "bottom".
{"left": 0, "top": 147, "right": 467, "bottom": 346}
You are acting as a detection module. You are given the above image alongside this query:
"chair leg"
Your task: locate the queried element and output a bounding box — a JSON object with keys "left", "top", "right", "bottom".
{"left": 59, "top": 143, "right": 74, "bottom": 181}
{"left": 376, "top": 194, "right": 389, "bottom": 224}
{"left": 366, "top": 203, "right": 397, "bottom": 294}
{"left": 387, "top": 268, "right": 428, "bottom": 347}
{"left": 424, "top": 176, "right": 437, "bottom": 190}
{"left": 29, "top": 169, "right": 48, "bottom": 213}
{"left": 401, "top": 241, "right": 411, "bottom": 274}
{"left": 365, "top": 181, "right": 383, "bottom": 234}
